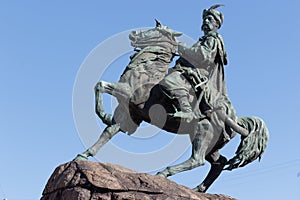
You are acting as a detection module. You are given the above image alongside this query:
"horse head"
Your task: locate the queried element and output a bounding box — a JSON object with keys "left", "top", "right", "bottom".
{"left": 129, "top": 19, "right": 182, "bottom": 53}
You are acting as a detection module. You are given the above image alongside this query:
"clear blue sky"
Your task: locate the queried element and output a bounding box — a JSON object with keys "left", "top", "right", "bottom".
{"left": 1, "top": 1, "right": 300, "bottom": 199}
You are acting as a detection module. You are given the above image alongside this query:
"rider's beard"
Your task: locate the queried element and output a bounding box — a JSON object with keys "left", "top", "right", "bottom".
{"left": 201, "top": 23, "right": 214, "bottom": 34}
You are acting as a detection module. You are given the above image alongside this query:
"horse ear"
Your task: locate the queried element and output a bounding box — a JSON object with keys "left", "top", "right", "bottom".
{"left": 155, "top": 19, "right": 162, "bottom": 28}
{"left": 173, "top": 32, "right": 182, "bottom": 37}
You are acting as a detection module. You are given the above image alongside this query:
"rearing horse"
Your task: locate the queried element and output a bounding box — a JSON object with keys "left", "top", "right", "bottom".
{"left": 75, "top": 20, "right": 269, "bottom": 192}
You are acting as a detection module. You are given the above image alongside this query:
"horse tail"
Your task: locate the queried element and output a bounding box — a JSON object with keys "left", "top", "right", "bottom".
{"left": 225, "top": 116, "right": 269, "bottom": 170}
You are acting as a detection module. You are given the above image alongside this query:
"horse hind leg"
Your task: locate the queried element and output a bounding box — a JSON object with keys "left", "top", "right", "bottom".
{"left": 193, "top": 151, "right": 227, "bottom": 192}
{"left": 75, "top": 123, "right": 120, "bottom": 160}
{"left": 156, "top": 119, "right": 213, "bottom": 177}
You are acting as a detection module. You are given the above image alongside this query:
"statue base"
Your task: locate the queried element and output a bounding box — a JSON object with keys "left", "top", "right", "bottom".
{"left": 41, "top": 160, "right": 236, "bottom": 200}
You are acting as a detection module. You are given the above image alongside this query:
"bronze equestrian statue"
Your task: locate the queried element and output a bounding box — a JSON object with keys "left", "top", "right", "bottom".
{"left": 75, "top": 5, "right": 269, "bottom": 192}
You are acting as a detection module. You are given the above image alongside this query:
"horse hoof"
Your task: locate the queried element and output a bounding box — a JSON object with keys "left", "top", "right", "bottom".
{"left": 155, "top": 169, "right": 170, "bottom": 178}
{"left": 193, "top": 184, "right": 206, "bottom": 193}
{"left": 73, "top": 154, "right": 89, "bottom": 161}
{"left": 156, "top": 173, "right": 167, "bottom": 178}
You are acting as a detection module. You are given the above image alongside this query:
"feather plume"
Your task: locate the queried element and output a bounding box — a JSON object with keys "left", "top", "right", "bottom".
{"left": 209, "top": 4, "right": 225, "bottom": 10}
{"left": 155, "top": 19, "right": 162, "bottom": 28}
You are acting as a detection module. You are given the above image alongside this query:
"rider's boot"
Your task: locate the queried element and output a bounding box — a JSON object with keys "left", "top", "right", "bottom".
{"left": 172, "top": 95, "right": 194, "bottom": 123}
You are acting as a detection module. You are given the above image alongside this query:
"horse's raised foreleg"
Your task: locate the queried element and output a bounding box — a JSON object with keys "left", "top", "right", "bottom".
{"left": 156, "top": 119, "right": 213, "bottom": 177}
{"left": 95, "top": 80, "right": 132, "bottom": 126}
{"left": 74, "top": 123, "right": 120, "bottom": 160}
{"left": 193, "top": 151, "right": 227, "bottom": 192}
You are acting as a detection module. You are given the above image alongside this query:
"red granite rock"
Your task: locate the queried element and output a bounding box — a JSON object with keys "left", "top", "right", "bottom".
{"left": 41, "top": 161, "right": 236, "bottom": 200}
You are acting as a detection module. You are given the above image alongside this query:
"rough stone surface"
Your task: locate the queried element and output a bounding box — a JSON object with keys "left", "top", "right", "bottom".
{"left": 41, "top": 161, "right": 236, "bottom": 200}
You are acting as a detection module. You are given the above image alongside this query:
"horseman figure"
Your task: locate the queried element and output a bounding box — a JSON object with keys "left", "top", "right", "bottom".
{"left": 160, "top": 5, "right": 245, "bottom": 138}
